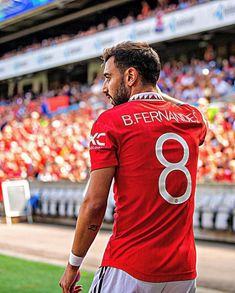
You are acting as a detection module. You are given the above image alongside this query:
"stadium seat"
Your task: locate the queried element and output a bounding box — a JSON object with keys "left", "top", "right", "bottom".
{"left": 194, "top": 192, "right": 211, "bottom": 228}
{"left": 48, "top": 189, "right": 60, "bottom": 216}
{"left": 193, "top": 210, "right": 201, "bottom": 228}
{"left": 215, "top": 195, "right": 235, "bottom": 231}
{"left": 201, "top": 194, "right": 224, "bottom": 229}
{"left": 233, "top": 210, "right": 235, "bottom": 233}
{"left": 66, "top": 189, "right": 77, "bottom": 217}
{"left": 40, "top": 188, "right": 51, "bottom": 215}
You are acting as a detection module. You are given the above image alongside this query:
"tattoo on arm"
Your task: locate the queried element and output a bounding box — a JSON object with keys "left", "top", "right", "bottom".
{"left": 88, "top": 224, "right": 99, "bottom": 231}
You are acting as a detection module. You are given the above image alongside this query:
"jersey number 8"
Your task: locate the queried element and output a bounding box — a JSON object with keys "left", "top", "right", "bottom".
{"left": 155, "top": 133, "right": 192, "bottom": 205}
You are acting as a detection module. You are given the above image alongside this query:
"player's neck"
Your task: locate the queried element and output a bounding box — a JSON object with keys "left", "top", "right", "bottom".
{"left": 130, "top": 85, "right": 157, "bottom": 97}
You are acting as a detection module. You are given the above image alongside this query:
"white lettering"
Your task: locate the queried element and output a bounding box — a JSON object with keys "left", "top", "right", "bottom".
{"left": 142, "top": 112, "right": 152, "bottom": 123}
{"left": 177, "top": 113, "right": 187, "bottom": 122}
{"left": 150, "top": 111, "right": 161, "bottom": 122}
{"left": 134, "top": 113, "right": 142, "bottom": 123}
{"left": 169, "top": 111, "right": 179, "bottom": 122}
{"left": 122, "top": 115, "right": 133, "bottom": 126}
{"left": 121, "top": 110, "right": 200, "bottom": 126}
{"left": 191, "top": 112, "right": 199, "bottom": 123}
{"left": 186, "top": 113, "right": 197, "bottom": 123}
{"left": 158, "top": 110, "right": 169, "bottom": 121}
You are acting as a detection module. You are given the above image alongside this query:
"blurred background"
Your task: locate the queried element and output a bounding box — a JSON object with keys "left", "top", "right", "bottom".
{"left": 0, "top": 0, "right": 235, "bottom": 292}
{"left": 0, "top": 0, "right": 235, "bottom": 228}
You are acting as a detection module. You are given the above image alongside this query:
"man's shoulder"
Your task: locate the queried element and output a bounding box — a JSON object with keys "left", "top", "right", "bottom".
{"left": 174, "top": 102, "right": 207, "bottom": 128}
{"left": 177, "top": 102, "right": 199, "bottom": 112}
{"left": 174, "top": 102, "right": 202, "bottom": 115}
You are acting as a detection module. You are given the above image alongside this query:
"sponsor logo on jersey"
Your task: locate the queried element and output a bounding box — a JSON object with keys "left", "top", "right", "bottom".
{"left": 90, "top": 132, "right": 106, "bottom": 148}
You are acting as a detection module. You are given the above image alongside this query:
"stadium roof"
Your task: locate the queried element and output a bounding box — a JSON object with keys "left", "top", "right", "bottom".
{"left": 0, "top": 0, "right": 133, "bottom": 45}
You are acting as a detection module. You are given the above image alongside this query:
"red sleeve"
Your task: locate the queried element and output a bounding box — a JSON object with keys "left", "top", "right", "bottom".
{"left": 89, "top": 118, "right": 118, "bottom": 171}
{"left": 183, "top": 104, "right": 208, "bottom": 146}
{"left": 196, "top": 108, "right": 208, "bottom": 146}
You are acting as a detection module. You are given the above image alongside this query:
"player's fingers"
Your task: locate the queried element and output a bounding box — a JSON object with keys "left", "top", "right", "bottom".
{"left": 61, "top": 285, "right": 70, "bottom": 293}
{"left": 71, "top": 285, "right": 83, "bottom": 293}
{"left": 63, "top": 285, "right": 70, "bottom": 293}
{"left": 59, "top": 278, "right": 73, "bottom": 293}
{"left": 59, "top": 281, "right": 68, "bottom": 293}
{"left": 73, "top": 288, "right": 82, "bottom": 293}
{"left": 70, "top": 271, "right": 81, "bottom": 292}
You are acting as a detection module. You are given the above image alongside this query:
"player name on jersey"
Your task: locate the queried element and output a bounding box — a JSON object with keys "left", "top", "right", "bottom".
{"left": 122, "top": 109, "right": 199, "bottom": 126}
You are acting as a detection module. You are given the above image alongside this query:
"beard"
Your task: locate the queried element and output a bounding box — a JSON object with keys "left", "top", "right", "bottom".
{"left": 109, "top": 78, "right": 130, "bottom": 106}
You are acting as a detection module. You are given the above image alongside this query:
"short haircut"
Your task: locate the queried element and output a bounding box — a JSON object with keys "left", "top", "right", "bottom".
{"left": 102, "top": 41, "right": 161, "bottom": 85}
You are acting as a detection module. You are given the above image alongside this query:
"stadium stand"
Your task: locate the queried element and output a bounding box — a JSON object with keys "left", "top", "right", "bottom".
{"left": 0, "top": 54, "right": 234, "bottom": 184}
{"left": 0, "top": 0, "right": 210, "bottom": 60}
{"left": 0, "top": 0, "right": 235, "bottom": 237}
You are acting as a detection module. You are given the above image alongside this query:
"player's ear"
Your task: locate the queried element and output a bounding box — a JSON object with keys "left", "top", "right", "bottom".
{"left": 125, "top": 67, "right": 137, "bottom": 87}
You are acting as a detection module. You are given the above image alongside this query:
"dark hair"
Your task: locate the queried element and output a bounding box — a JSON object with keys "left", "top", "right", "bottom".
{"left": 102, "top": 41, "right": 161, "bottom": 85}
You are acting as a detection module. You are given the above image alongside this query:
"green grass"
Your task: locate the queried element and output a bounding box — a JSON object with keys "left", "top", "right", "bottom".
{"left": 0, "top": 254, "right": 94, "bottom": 293}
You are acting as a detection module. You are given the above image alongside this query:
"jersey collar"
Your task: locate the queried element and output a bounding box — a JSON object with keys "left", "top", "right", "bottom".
{"left": 129, "top": 92, "right": 164, "bottom": 102}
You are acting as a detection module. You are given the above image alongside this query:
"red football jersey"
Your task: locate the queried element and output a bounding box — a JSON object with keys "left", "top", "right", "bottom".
{"left": 89, "top": 92, "right": 207, "bottom": 282}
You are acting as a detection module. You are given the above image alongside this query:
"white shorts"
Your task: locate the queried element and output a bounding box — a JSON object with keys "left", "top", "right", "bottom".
{"left": 89, "top": 267, "right": 196, "bottom": 293}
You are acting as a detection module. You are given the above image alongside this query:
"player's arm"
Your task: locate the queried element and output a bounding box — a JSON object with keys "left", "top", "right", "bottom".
{"left": 59, "top": 167, "right": 115, "bottom": 293}
{"left": 156, "top": 84, "right": 184, "bottom": 105}
{"left": 71, "top": 167, "right": 115, "bottom": 256}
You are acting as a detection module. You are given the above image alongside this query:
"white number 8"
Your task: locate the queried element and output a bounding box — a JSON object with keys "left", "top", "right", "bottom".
{"left": 155, "top": 133, "right": 192, "bottom": 205}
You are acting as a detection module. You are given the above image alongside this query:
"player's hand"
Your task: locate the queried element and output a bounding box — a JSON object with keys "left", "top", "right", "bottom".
{"left": 59, "top": 263, "right": 83, "bottom": 293}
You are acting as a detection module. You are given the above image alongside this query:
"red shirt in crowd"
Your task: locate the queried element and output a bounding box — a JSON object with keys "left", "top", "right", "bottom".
{"left": 0, "top": 181, "right": 3, "bottom": 202}
{"left": 89, "top": 92, "right": 207, "bottom": 282}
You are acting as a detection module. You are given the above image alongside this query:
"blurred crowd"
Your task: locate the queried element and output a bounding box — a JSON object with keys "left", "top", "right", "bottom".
{"left": 0, "top": 42, "right": 235, "bottom": 183}
{"left": 198, "top": 103, "right": 235, "bottom": 183}
{"left": 1, "top": 0, "right": 210, "bottom": 60}
{"left": 0, "top": 103, "right": 103, "bottom": 183}
{"left": 2, "top": 47, "right": 234, "bottom": 108}
{"left": 0, "top": 109, "right": 91, "bottom": 182}
{"left": 0, "top": 81, "right": 107, "bottom": 182}
{"left": 158, "top": 53, "right": 235, "bottom": 103}
{"left": 0, "top": 55, "right": 235, "bottom": 184}
{"left": 1, "top": 99, "right": 234, "bottom": 184}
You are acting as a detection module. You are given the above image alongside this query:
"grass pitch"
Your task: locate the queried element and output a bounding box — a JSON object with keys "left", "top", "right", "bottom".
{"left": 0, "top": 254, "right": 94, "bottom": 293}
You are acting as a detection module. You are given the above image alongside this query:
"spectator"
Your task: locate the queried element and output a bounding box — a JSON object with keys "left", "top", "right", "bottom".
{"left": 0, "top": 54, "right": 234, "bottom": 183}
{"left": 107, "top": 16, "right": 121, "bottom": 29}
{"left": 0, "top": 0, "right": 211, "bottom": 60}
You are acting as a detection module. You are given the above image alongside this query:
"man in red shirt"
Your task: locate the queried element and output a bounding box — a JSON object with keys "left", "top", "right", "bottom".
{"left": 59, "top": 42, "right": 207, "bottom": 293}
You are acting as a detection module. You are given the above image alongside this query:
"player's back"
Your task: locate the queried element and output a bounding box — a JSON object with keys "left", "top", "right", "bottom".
{"left": 91, "top": 93, "right": 207, "bottom": 282}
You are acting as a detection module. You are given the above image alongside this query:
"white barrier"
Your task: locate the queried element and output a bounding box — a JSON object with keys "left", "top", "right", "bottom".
{"left": 26, "top": 181, "right": 235, "bottom": 232}
{"left": 2, "top": 179, "right": 32, "bottom": 224}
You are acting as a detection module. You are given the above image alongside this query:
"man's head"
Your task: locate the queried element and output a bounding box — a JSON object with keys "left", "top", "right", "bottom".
{"left": 102, "top": 41, "right": 161, "bottom": 106}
